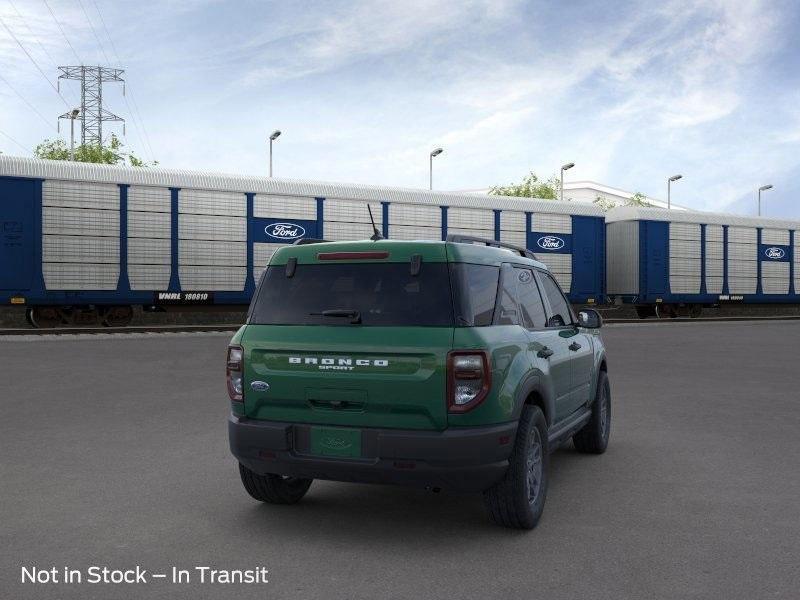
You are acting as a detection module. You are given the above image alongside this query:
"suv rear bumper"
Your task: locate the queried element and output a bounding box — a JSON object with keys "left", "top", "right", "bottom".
{"left": 229, "top": 415, "right": 517, "bottom": 493}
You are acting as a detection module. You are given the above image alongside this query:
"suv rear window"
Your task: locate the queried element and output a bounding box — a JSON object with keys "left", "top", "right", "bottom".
{"left": 249, "top": 263, "right": 454, "bottom": 326}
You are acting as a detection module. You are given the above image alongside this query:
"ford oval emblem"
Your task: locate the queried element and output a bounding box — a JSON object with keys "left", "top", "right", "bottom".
{"left": 264, "top": 222, "right": 306, "bottom": 240}
{"left": 250, "top": 381, "right": 270, "bottom": 392}
{"left": 537, "top": 235, "right": 565, "bottom": 250}
{"left": 765, "top": 247, "right": 785, "bottom": 260}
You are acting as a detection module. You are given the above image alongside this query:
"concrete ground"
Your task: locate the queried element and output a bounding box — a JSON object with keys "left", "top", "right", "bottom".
{"left": 1, "top": 321, "right": 798, "bottom": 599}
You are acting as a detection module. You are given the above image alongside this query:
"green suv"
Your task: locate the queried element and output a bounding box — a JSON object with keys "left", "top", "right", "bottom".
{"left": 228, "top": 236, "right": 610, "bottom": 529}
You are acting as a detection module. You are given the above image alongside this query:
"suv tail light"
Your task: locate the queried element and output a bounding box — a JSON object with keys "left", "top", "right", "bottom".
{"left": 447, "top": 350, "right": 491, "bottom": 413}
{"left": 227, "top": 345, "right": 244, "bottom": 402}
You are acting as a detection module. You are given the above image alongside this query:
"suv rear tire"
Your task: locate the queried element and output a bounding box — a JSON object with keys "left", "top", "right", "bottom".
{"left": 238, "top": 463, "right": 312, "bottom": 504}
{"left": 573, "top": 371, "right": 611, "bottom": 454}
{"left": 483, "top": 405, "right": 549, "bottom": 529}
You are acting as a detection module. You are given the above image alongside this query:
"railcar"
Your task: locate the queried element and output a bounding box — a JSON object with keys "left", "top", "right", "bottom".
{"left": 0, "top": 156, "right": 605, "bottom": 327}
{"left": 606, "top": 206, "right": 800, "bottom": 318}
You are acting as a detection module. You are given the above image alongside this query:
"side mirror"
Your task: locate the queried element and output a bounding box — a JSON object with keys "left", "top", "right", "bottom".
{"left": 578, "top": 309, "right": 602, "bottom": 329}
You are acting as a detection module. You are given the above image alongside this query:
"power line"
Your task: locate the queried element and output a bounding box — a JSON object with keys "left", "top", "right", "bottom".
{"left": 43, "top": 0, "right": 83, "bottom": 65}
{"left": 6, "top": 0, "right": 80, "bottom": 106}
{"left": 76, "top": 0, "right": 111, "bottom": 64}
{"left": 0, "top": 14, "right": 70, "bottom": 108}
{"left": 89, "top": 0, "right": 121, "bottom": 65}
{"left": 89, "top": 0, "right": 156, "bottom": 162}
{"left": 0, "top": 127, "right": 32, "bottom": 154}
{"left": 0, "top": 71, "right": 58, "bottom": 131}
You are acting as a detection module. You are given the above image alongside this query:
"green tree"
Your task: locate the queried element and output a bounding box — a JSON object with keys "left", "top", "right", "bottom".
{"left": 490, "top": 171, "right": 560, "bottom": 199}
{"left": 627, "top": 191, "right": 651, "bottom": 207}
{"left": 593, "top": 191, "right": 652, "bottom": 212}
{"left": 593, "top": 195, "right": 618, "bottom": 211}
{"left": 34, "top": 134, "right": 156, "bottom": 167}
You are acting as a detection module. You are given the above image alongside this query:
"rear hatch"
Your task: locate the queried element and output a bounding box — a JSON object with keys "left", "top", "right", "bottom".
{"left": 241, "top": 242, "right": 454, "bottom": 431}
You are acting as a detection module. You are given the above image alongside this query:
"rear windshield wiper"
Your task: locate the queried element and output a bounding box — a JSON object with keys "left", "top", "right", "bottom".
{"left": 310, "top": 309, "right": 362, "bottom": 324}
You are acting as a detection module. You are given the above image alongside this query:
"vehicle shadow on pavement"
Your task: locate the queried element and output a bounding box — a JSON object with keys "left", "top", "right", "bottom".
{"left": 229, "top": 445, "right": 598, "bottom": 542}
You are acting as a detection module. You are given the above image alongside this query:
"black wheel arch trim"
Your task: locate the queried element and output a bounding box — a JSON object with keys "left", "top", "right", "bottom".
{"left": 511, "top": 372, "right": 556, "bottom": 427}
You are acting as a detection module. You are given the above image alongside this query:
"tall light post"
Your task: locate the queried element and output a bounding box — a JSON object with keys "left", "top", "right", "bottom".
{"left": 560, "top": 162, "right": 575, "bottom": 202}
{"left": 758, "top": 184, "right": 773, "bottom": 216}
{"left": 667, "top": 174, "right": 682, "bottom": 209}
{"left": 68, "top": 108, "right": 80, "bottom": 161}
{"left": 269, "top": 130, "right": 281, "bottom": 177}
{"left": 429, "top": 147, "right": 443, "bottom": 190}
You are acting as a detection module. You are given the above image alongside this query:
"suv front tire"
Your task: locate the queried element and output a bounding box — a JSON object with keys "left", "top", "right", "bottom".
{"left": 573, "top": 371, "right": 611, "bottom": 454}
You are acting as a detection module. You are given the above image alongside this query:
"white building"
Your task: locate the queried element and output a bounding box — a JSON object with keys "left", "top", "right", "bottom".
{"left": 562, "top": 181, "right": 687, "bottom": 210}
{"left": 456, "top": 181, "right": 689, "bottom": 210}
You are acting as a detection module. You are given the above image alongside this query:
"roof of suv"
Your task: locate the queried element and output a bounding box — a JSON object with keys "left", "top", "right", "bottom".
{"left": 269, "top": 239, "right": 548, "bottom": 270}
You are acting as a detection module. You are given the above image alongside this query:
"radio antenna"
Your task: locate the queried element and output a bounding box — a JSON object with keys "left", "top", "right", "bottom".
{"left": 367, "top": 204, "right": 383, "bottom": 241}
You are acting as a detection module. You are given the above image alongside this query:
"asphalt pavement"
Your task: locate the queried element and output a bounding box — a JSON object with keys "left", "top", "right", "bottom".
{"left": 1, "top": 321, "right": 798, "bottom": 599}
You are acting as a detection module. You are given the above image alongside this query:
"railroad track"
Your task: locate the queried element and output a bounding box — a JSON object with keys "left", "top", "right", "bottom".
{"left": 604, "top": 315, "right": 800, "bottom": 324}
{"left": 2, "top": 315, "right": 800, "bottom": 335}
{"left": 0, "top": 324, "right": 242, "bottom": 336}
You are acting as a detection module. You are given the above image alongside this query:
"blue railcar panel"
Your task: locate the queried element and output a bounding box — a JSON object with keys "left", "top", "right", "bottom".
{"left": 0, "top": 177, "right": 36, "bottom": 291}
{"left": 758, "top": 244, "right": 791, "bottom": 262}
{"left": 639, "top": 220, "right": 669, "bottom": 300}
{"left": 570, "top": 216, "right": 604, "bottom": 303}
{"left": 118, "top": 184, "right": 130, "bottom": 294}
{"left": 756, "top": 228, "right": 763, "bottom": 295}
{"left": 700, "top": 224, "right": 707, "bottom": 295}
{"left": 315, "top": 197, "right": 324, "bottom": 238}
{"left": 722, "top": 225, "right": 729, "bottom": 295}
{"left": 251, "top": 217, "right": 317, "bottom": 244}
{"left": 168, "top": 188, "right": 180, "bottom": 292}
{"left": 790, "top": 230, "right": 796, "bottom": 296}
{"left": 529, "top": 231, "right": 573, "bottom": 253}
{"left": 381, "top": 202, "right": 389, "bottom": 239}
{"left": 245, "top": 193, "right": 255, "bottom": 295}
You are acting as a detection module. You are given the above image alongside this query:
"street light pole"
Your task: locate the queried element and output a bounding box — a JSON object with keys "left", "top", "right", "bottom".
{"left": 758, "top": 184, "right": 773, "bottom": 216}
{"left": 560, "top": 162, "right": 575, "bottom": 202}
{"left": 667, "top": 174, "right": 682, "bottom": 209}
{"left": 269, "top": 130, "right": 281, "bottom": 177}
{"left": 429, "top": 148, "right": 443, "bottom": 190}
{"left": 69, "top": 108, "right": 80, "bottom": 161}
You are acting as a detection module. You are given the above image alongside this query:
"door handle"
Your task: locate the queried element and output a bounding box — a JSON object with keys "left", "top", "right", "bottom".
{"left": 568, "top": 342, "right": 582, "bottom": 352}
{"left": 537, "top": 346, "right": 554, "bottom": 359}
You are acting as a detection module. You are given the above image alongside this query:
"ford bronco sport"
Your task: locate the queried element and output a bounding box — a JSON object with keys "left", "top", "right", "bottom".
{"left": 228, "top": 236, "right": 610, "bottom": 529}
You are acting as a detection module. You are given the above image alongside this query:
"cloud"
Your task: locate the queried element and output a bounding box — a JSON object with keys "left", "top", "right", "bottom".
{"left": 236, "top": 0, "right": 515, "bottom": 87}
{"left": 2, "top": 0, "right": 799, "bottom": 222}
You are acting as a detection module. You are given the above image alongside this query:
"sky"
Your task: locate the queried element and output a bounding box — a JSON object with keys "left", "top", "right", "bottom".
{"left": 1, "top": 0, "right": 799, "bottom": 218}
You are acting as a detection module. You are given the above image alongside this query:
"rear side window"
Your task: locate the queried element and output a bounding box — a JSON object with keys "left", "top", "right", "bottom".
{"left": 495, "top": 266, "right": 520, "bottom": 325}
{"left": 249, "top": 263, "right": 453, "bottom": 326}
{"left": 538, "top": 271, "right": 573, "bottom": 327}
{"left": 515, "top": 268, "right": 547, "bottom": 329}
{"left": 450, "top": 264, "right": 499, "bottom": 326}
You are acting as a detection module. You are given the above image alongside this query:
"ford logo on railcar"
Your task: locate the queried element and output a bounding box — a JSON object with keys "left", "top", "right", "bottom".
{"left": 265, "top": 222, "right": 305, "bottom": 240}
{"left": 765, "top": 247, "right": 785, "bottom": 259}
{"left": 537, "top": 235, "right": 565, "bottom": 250}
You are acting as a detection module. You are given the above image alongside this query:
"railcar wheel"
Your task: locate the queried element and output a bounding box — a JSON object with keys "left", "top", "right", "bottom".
{"left": 25, "top": 308, "right": 35, "bottom": 327}
{"left": 689, "top": 304, "right": 702, "bottom": 319}
{"left": 635, "top": 305, "right": 655, "bottom": 319}
{"left": 28, "top": 307, "right": 62, "bottom": 328}
{"left": 101, "top": 306, "right": 134, "bottom": 327}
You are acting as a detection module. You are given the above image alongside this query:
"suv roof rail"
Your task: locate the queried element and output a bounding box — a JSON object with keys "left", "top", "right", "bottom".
{"left": 292, "top": 238, "right": 331, "bottom": 245}
{"left": 445, "top": 234, "right": 538, "bottom": 260}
